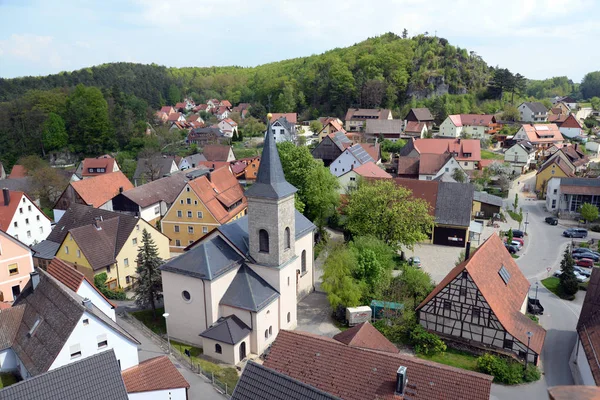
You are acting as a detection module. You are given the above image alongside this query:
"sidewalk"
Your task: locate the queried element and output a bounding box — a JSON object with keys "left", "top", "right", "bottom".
{"left": 117, "top": 314, "right": 225, "bottom": 400}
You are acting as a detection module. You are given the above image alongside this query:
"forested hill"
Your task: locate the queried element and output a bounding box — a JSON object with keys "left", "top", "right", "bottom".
{"left": 0, "top": 33, "right": 493, "bottom": 115}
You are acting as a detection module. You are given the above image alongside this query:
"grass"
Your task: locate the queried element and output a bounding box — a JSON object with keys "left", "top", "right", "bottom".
{"left": 232, "top": 147, "right": 260, "bottom": 159}
{"left": 511, "top": 254, "right": 519, "bottom": 259}
{"left": 333, "top": 319, "right": 349, "bottom": 332}
{"left": 418, "top": 348, "right": 479, "bottom": 372}
{"left": 130, "top": 307, "right": 166, "bottom": 335}
{"left": 0, "top": 373, "right": 18, "bottom": 389}
{"left": 481, "top": 150, "right": 504, "bottom": 160}
{"left": 171, "top": 340, "right": 239, "bottom": 391}
{"left": 541, "top": 277, "right": 560, "bottom": 296}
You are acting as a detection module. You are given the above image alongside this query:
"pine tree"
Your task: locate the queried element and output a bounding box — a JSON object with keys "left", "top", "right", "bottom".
{"left": 559, "top": 248, "right": 579, "bottom": 297}
{"left": 133, "top": 229, "right": 164, "bottom": 318}
{"left": 238, "top": 128, "right": 243, "bottom": 142}
{"left": 232, "top": 130, "right": 239, "bottom": 142}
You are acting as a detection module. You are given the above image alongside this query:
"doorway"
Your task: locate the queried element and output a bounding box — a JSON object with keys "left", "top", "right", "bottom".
{"left": 239, "top": 341, "right": 246, "bottom": 361}
{"left": 11, "top": 285, "right": 21, "bottom": 300}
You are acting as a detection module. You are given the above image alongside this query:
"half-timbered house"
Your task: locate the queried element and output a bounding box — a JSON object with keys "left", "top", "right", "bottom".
{"left": 416, "top": 234, "right": 546, "bottom": 365}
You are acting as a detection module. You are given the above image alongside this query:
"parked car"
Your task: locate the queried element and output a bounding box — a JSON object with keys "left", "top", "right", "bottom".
{"left": 527, "top": 298, "right": 544, "bottom": 315}
{"left": 576, "top": 258, "right": 595, "bottom": 268}
{"left": 509, "top": 240, "right": 522, "bottom": 249}
{"left": 512, "top": 229, "right": 524, "bottom": 238}
{"left": 575, "top": 266, "right": 592, "bottom": 277}
{"left": 573, "top": 249, "right": 600, "bottom": 257}
{"left": 573, "top": 252, "right": 600, "bottom": 261}
{"left": 553, "top": 270, "right": 562, "bottom": 277}
{"left": 408, "top": 256, "right": 421, "bottom": 268}
{"left": 504, "top": 243, "right": 518, "bottom": 254}
{"left": 563, "top": 228, "right": 588, "bottom": 238}
{"left": 554, "top": 269, "right": 588, "bottom": 282}
{"left": 545, "top": 216, "right": 558, "bottom": 225}
{"left": 512, "top": 237, "right": 524, "bottom": 247}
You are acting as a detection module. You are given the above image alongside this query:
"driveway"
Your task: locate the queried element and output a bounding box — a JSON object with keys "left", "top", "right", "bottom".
{"left": 117, "top": 315, "right": 225, "bottom": 400}
{"left": 296, "top": 291, "right": 340, "bottom": 338}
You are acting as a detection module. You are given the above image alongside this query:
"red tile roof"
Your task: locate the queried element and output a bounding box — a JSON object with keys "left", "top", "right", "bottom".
{"left": 450, "top": 114, "right": 496, "bottom": 127}
{"left": 548, "top": 386, "right": 600, "bottom": 400}
{"left": 203, "top": 144, "right": 233, "bottom": 162}
{"left": 352, "top": 162, "right": 392, "bottom": 179}
{"left": 577, "top": 269, "right": 600, "bottom": 385}
{"left": 188, "top": 166, "right": 246, "bottom": 224}
{"left": 333, "top": 322, "right": 399, "bottom": 353}
{"left": 520, "top": 124, "right": 563, "bottom": 144}
{"left": 394, "top": 178, "right": 438, "bottom": 216}
{"left": 175, "top": 102, "right": 186, "bottom": 110}
{"left": 418, "top": 234, "right": 546, "bottom": 355}
{"left": 220, "top": 100, "right": 232, "bottom": 107}
{"left": 81, "top": 156, "right": 116, "bottom": 177}
{"left": 412, "top": 138, "right": 481, "bottom": 162}
{"left": 561, "top": 114, "right": 583, "bottom": 129}
{"left": 269, "top": 113, "right": 298, "bottom": 124}
{"left": 264, "top": 330, "right": 492, "bottom": 400}
{"left": 160, "top": 106, "right": 175, "bottom": 114}
{"left": 122, "top": 356, "right": 189, "bottom": 393}
{"left": 70, "top": 171, "right": 134, "bottom": 207}
{"left": 360, "top": 142, "right": 380, "bottom": 161}
{"left": 345, "top": 108, "right": 392, "bottom": 121}
{"left": 418, "top": 153, "right": 451, "bottom": 175}
{"left": 404, "top": 121, "right": 425, "bottom": 133}
{"left": 8, "top": 165, "right": 27, "bottom": 178}
{"left": 0, "top": 191, "right": 23, "bottom": 232}
{"left": 46, "top": 257, "right": 116, "bottom": 308}
{"left": 167, "top": 112, "right": 183, "bottom": 122}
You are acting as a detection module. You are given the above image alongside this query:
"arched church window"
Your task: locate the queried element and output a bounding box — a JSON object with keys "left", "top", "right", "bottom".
{"left": 285, "top": 227, "right": 291, "bottom": 249}
{"left": 259, "top": 229, "right": 269, "bottom": 253}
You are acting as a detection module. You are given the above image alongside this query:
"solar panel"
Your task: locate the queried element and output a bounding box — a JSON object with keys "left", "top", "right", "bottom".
{"left": 349, "top": 145, "right": 373, "bottom": 164}
{"left": 498, "top": 265, "right": 511, "bottom": 284}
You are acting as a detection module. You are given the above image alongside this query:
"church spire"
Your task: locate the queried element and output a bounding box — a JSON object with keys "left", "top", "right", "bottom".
{"left": 245, "top": 113, "right": 297, "bottom": 199}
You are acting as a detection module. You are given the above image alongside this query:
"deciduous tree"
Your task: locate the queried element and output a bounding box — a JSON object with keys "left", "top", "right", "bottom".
{"left": 580, "top": 202, "right": 599, "bottom": 224}
{"left": 321, "top": 245, "right": 363, "bottom": 310}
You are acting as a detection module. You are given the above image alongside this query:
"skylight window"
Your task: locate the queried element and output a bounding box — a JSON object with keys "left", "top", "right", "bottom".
{"left": 27, "top": 318, "right": 42, "bottom": 337}
{"left": 498, "top": 265, "right": 511, "bottom": 285}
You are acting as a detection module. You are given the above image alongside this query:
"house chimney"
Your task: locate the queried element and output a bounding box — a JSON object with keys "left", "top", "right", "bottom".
{"left": 465, "top": 241, "right": 471, "bottom": 261}
{"left": 395, "top": 366, "right": 408, "bottom": 396}
{"left": 82, "top": 298, "right": 92, "bottom": 310}
{"left": 30, "top": 271, "right": 40, "bottom": 290}
{"left": 2, "top": 188, "right": 9, "bottom": 206}
{"left": 119, "top": 186, "right": 123, "bottom": 194}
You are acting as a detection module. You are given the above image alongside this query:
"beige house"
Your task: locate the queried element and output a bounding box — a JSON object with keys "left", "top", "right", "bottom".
{"left": 344, "top": 108, "right": 392, "bottom": 132}
{"left": 160, "top": 116, "right": 316, "bottom": 365}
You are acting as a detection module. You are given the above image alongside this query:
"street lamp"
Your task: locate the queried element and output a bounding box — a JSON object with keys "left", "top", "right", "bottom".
{"left": 524, "top": 211, "right": 529, "bottom": 235}
{"left": 535, "top": 282, "right": 539, "bottom": 302}
{"left": 525, "top": 331, "right": 533, "bottom": 370}
{"left": 163, "top": 312, "right": 171, "bottom": 355}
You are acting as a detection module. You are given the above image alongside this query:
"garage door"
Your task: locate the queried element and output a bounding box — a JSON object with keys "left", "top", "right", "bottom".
{"left": 433, "top": 226, "right": 467, "bottom": 247}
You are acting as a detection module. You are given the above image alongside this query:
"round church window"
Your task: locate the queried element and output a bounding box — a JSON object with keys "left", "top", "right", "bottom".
{"left": 182, "top": 290, "right": 191, "bottom": 302}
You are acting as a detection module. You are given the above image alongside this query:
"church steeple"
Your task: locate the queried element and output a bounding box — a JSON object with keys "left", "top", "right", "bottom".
{"left": 245, "top": 114, "right": 297, "bottom": 199}
{"left": 246, "top": 113, "right": 297, "bottom": 267}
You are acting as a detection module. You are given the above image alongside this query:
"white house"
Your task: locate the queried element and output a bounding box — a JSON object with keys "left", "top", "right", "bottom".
{"left": 178, "top": 154, "right": 208, "bottom": 171}
{"left": 553, "top": 96, "right": 577, "bottom": 110}
{"left": 218, "top": 118, "right": 239, "bottom": 138}
{"left": 545, "top": 177, "right": 600, "bottom": 213}
{"left": 337, "top": 161, "right": 392, "bottom": 194}
{"left": 438, "top": 114, "right": 498, "bottom": 139}
{"left": 558, "top": 114, "right": 584, "bottom": 139}
{"left": 160, "top": 118, "right": 316, "bottom": 365}
{"left": 518, "top": 102, "right": 548, "bottom": 123}
{"left": 329, "top": 143, "right": 378, "bottom": 178}
{"left": 0, "top": 189, "right": 52, "bottom": 246}
{"left": 267, "top": 116, "right": 296, "bottom": 143}
{"left": 122, "top": 355, "right": 190, "bottom": 400}
{"left": 0, "top": 268, "right": 140, "bottom": 380}
{"left": 504, "top": 141, "right": 536, "bottom": 174}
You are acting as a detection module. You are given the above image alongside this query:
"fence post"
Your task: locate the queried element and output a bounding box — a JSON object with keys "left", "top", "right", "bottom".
{"left": 225, "top": 383, "right": 228, "bottom": 394}
{"left": 212, "top": 372, "right": 214, "bottom": 384}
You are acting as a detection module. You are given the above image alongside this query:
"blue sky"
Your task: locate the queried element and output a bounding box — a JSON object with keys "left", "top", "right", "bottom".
{"left": 1, "top": 0, "right": 598, "bottom": 82}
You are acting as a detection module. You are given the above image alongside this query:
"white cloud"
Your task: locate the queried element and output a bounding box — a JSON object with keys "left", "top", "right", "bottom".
{"left": 0, "top": 34, "right": 63, "bottom": 68}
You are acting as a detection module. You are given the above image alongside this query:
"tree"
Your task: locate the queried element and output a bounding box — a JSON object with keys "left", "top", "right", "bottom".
{"left": 167, "top": 84, "right": 181, "bottom": 106}
{"left": 501, "top": 104, "right": 520, "bottom": 122}
{"left": 451, "top": 168, "right": 466, "bottom": 183}
{"left": 580, "top": 203, "right": 599, "bottom": 224}
{"left": 42, "top": 112, "right": 68, "bottom": 152}
{"left": 321, "top": 245, "right": 364, "bottom": 310}
{"left": 513, "top": 193, "right": 519, "bottom": 211}
{"left": 344, "top": 180, "right": 434, "bottom": 249}
{"left": 349, "top": 236, "right": 395, "bottom": 299}
{"left": 507, "top": 228, "right": 513, "bottom": 245}
{"left": 395, "top": 267, "right": 434, "bottom": 310}
{"left": 402, "top": 28, "right": 408, "bottom": 39}
{"left": 591, "top": 97, "right": 600, "bottom": 111}
{"left": 581, "top": 71, "right": 600, "bottom": 99}
{"left": 133, "top": 229, "right": 164, "bottom": 318}
{"left": 232, "top": 130, "right": 239, "bottom": 142}
{"left": 309, "top": 120, "right": 323, "bottom": 134}
{"left": 559, "top": 248, "right": 578, "bottom": 297}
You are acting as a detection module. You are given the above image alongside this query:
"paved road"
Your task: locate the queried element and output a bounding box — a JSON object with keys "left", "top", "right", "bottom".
{"left": 117, "top": 315, "right": 225, "bottom": 400}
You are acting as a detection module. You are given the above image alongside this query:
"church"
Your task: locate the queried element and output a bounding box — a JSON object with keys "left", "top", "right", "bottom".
{"left": 160, "top": 114, "right": 316, "bottom": 365}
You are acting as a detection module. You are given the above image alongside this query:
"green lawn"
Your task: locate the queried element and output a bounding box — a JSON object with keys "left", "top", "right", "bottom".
{"left": 233, "top": 147, "right": 260, "bottom": 159}
{"left": 0, "top": 373, "right": 18, "bottom": 389}
{"left": 130, "top": 307, "right": 166, "bottom": 335}
{"left": 418, "top": 348, "right": 479, "bottom": 371}
{"left": 481, "top": 150, "right": 504, "bottom": 160}
{"left": 171, "top": 340, "right": 239, "bottom": 392}
{"left": 541, "top": 277, "right": 560, "bottom": 297}
{"left": 511, "top": 254, "right": 519, "bottom": 259}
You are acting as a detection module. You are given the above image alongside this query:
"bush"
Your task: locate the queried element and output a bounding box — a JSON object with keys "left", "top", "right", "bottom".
{"left": 476, "top": 354, "right": 521, "bottom": 384}
{"left": 523, "top": 364, "right": 541, "bottom": 383}
{"left": 93, "top": 272, "right": 127, "bottom": 300}
{"left": 527, "top": 314, "right": 539, "bottom": 324}
{"left": 373, "top": 319, "right": 407, "bottom": 344}
{"left": 410, "top": 325, "right": 447, "bottom": 355}
{"left": 590, "top": 225, "right": 600, "bottom": 233}
{"left": 579, "top": 243, "right": 590, "bottom": 248}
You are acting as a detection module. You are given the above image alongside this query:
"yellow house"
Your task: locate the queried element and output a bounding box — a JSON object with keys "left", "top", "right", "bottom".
{"left": 317, "top": 119, "right": 345, "bottom": 142}
{"left": 161, "top": 166, "right": 247, "bottom": 253}
{"left": 535, "top": 154, "right": 575, "bottom": 195}
{"left": 56, "top": 215, "right": 170, "bottom": 290}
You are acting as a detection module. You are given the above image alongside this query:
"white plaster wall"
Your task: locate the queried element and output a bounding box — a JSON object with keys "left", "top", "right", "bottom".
{"left": 571, "top": 340, "right": 596, "bottom": 385}
{"left": 161, "top": 270, "right": 206, "bottom": 346}
{"left": 560, "top": 127, "right": 581, "bottom": 139}
{"left": 296, "top": 232, "right": 314, "bottom": 302}
{"left": 128, "top": 388, "right": 187, "bottom": 400}
{"left": 337, "top": 171, "right": 359, "bottom": 195}
{"left": 202, "top": 337, "right": 236, "bottom": 364}
{"left": 49, "top": 311, "right": 139, "bottom": 371}
{"left": 53, "top": 209, "right": 66, "bottom": 222}
{"left": 330, "top": 150, "right": 359, "bottom": 177}
{"left": 545, "top": 178, "right": 562, "bottom": 211}
{"left": 463, "top": 126, "right": 485, "bottom": 139}
{"left": 438, "top": 118, "right": 459, "bottom": 138}
{"left": 0, "top": 349, "right": 17, "bottom": 372}
{"left": 78, "top": 279, "right": 116, "bottom": 321}
{"left": 504, "top": 146, "right": 528, "bottom": 164}
{"left": 6, "top": 195, "right": 52, "bottom": 245}
{"left": 254, "top": 299, "right": 279, "bottom": 355}
{"left": 140, "top": 203, "right": 161, "bottom": 223}
{"left": 207, "top": 267, "right": 240, "bottom": 326}
{"left": 220, "top": 305, "right": 252, "bottom": 328}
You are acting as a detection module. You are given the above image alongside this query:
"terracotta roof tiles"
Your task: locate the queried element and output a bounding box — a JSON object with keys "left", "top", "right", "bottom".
{"left": 8, "top": 165, "right": 27, "bottom": 179}
{"left": 333, "top": 322, "right": 399, "bottom": 353}
{"left": 269, "top": 113, "right": 297, "bottom": 124}
{"left": 352, "top": 162, "right": 392, "bottom": 179}
{"left": 70, "top": 171, "right": 133, "bottom": 207}
{"left": 122, "top": 356, "right": 189, "bottom": 393}
{"left": 203, "top": 144, "right": 233, "bottom": 162}
{"left": 0, "top": 190, "right": 23, "bottom": 232}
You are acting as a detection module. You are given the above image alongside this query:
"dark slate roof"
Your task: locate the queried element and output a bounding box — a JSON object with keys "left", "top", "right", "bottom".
{"left": 559, "top": 177, "right": 600, "bottom": 188}
{"left": 0, "top": 350, "right": 128, "bottom": 400}
{"left": 231, "top": 361, "right": 341, "bottom": 400}
{"left": 220, "top": 264, "right": 279, "bottom": 312}
{"left": 182, "top": 153, "right": 208, "bottom": 167}
{"left": 216, "top": 211, "right": 315, "bottom": 256}
{"left": 133, "top": 156, "right": 177, "bottom": 182}
{"left": 160, "top": 235, "right": 243, "bottom": 280}
{"left": 245, "top": 120, "right": 297, "bottom": 199}
{"left": 523, "top": 102, "right": 548, "bottom": 114}
{"left": 435, "top": 182, "right": 474, "bottom": 227}
{"left": 30, "top": 240, "right": 61, "bottom": 260}
{"left": 0, "top": 305, "right": 25, "bottom": 351}
{"left": 0, "top": 177, "right": 34, "bottom": 197}
{"left": 473, "top": 191, "right": 503, "bottom": 207}
{"left": 347, "top": 144, "right": 374, "bottom": 165}
{"left": 11, "top": 269, "right": 139, "bottom": 376}
{"left": 46, "top": 204, "right": 138, "bottom": 257}
{"left": 330, "top": 131, "right": 352, "bottom": 151}
{"left": 199, "top": 314, "right": 251, "bottom": 345}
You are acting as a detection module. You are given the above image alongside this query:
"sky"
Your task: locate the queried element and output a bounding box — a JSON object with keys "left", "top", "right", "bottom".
{"left": 0, "top": 0, "right": 598, "bottom": 82}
